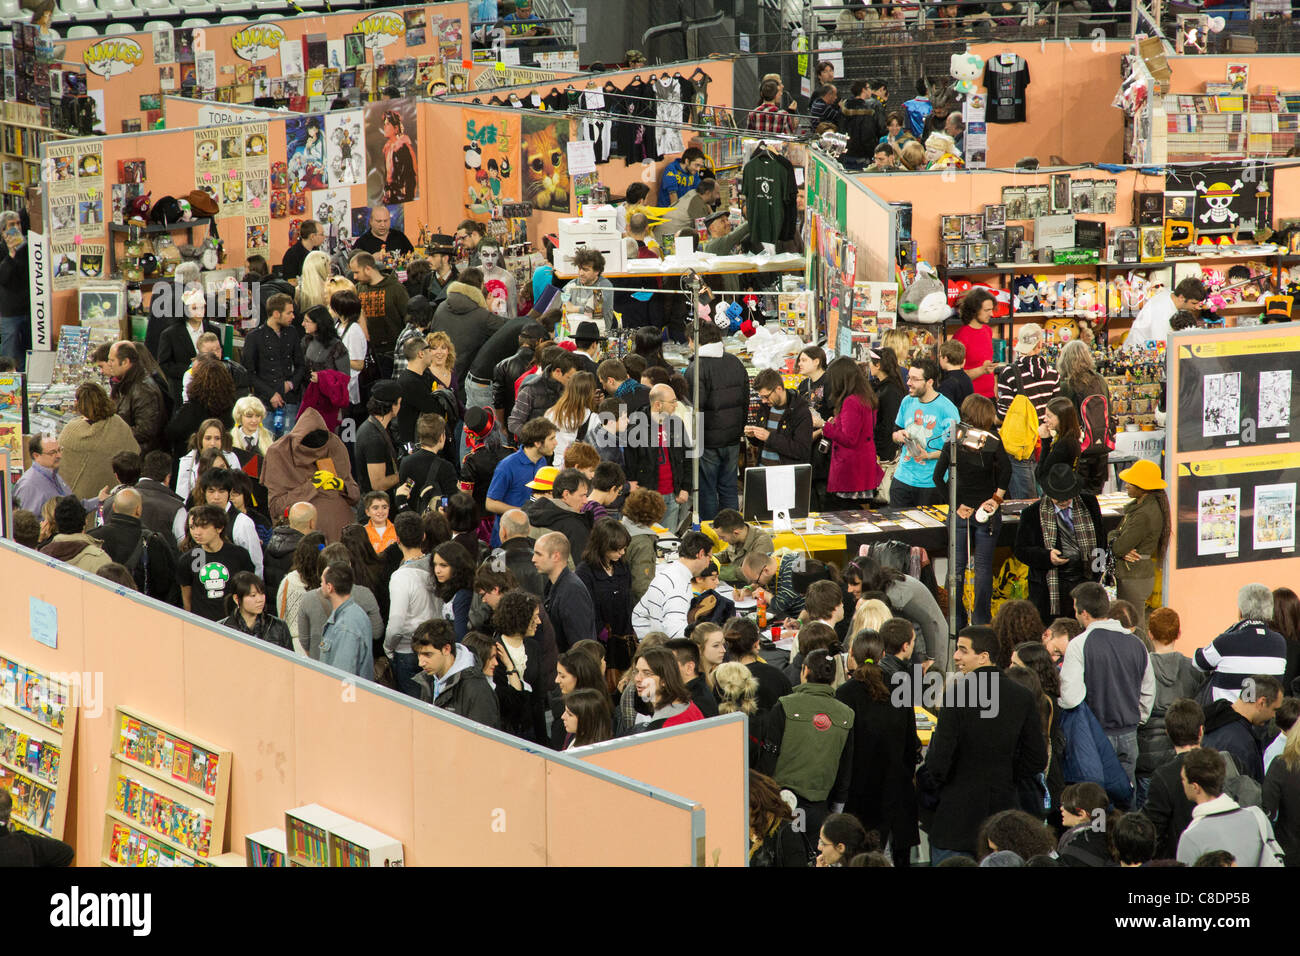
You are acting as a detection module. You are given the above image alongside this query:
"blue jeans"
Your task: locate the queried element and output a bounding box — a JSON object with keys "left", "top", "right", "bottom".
{"left": 1008, "top": 457, "right": 1038, "bottom": 500}
{"left": 391, "top": 651, "right": 421, "bottom": 699}
{"left": 954, "top": 511, "right": 1001, "bottom": 630}
{"left": 0, "top": 314, "right": 26, "bottom": 369}
{"left": 662, "top": 493, "right": 686, "bottom": 534}
{"left": 699, "top": 444, "right": 739, "bottom": 520}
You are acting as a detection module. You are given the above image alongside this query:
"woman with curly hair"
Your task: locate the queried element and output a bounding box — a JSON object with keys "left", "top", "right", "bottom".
{"left": 991, "top": 599, "right": 1045, "bottom": 670}
{"left": 975, "top": 808, "right": 1058, "bottom": 864}
{"left": 711, "top": 661, "right": 759, "bottom": 715}
{"left": 749, "top": 770, "right": 811, "bottom": 867}
{"left": 165, "top": 357, "right": 236, "bottom": 464}
{"left": 58, "top": 382, "right": 139, "bottom": 500}
{"left": 489, "top": 589, "right": 547, "bottom": 743}
{"left": 175, "top": 417, "right": 241, "bottom": 501}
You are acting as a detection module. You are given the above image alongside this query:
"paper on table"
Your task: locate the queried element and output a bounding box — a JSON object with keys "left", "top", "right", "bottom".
{"left": 677, "top": 235, "right": 695, "bottom": 255}
{"left": 766, "top": 465, "right": 796, "bottom": 513}
{"left": 567, "top": 140, "right": 597, "bottom": 176}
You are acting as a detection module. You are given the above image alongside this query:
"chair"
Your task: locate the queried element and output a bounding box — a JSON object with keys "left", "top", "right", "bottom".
{"left": 143, "top": 19, "right": 173, "bottom": 31}
{"left": 219, "top": 15, "right": 246, "bottom": 23}
{"left": 180, "top": 16, "right": 209, "bottom": 27}
{"left": 96, "top": 0, "right": 134, "bottom": 12}
{"left": 105, "top": 22, "right": 137, "bottom": 33}
{"left": 67, "top": 23, "right": 99, "bottom": 37}
{"left": 257, "top": 12, "right": 281, "bottom": 20}
{"left": 59, "top": 0, "right": 107, "bottom": 18}
{"left": 173, "top": 0, "right": 217, "bottom": 13}
{"left": 134, "top": 0, "right": 179, "bottom": 12}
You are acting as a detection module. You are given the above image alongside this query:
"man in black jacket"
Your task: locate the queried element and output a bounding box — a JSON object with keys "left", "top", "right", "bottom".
{"left": 598, "top": 358, "right": 651, "bottom": 416}
{"left": 1013, "top": 464, "right": 1105, "bottom": 627}
{"left": 622, "top": 384, "right": 693, "bottom": 533}
{"left": 524, "top": 468, "right": 594, "bottom": 565}
{"left": 0, "top": 212, "right": 30, "bottom": 369}
{"left": 1143, "top": 698, "right": 1205, "bottom": 859}
{"left": 922, "top": 626, "right": 1048, "bottom": 862}
{"left": 133, "top": 451, "right": 186, "bottom": 538}
{"left": 393, "top": 337, "right": 448, "bottom": 448}
{"left": 495, "top": 509, "right": 547, "bottom": 598}
{"left": 840, "top": 80, "right": 885, "bottom": 161}
{"left": 279, "top": 219, "right": 322, "bottom": 282}
{"left": 488, "top": 320, "right": 544, "bottom": 426}
{"left": 157, "top": 300, "right": 220, "bottom": 407}
{"left": 532, "top": 531, "right": 596, "bottom": 652}
{"left": 241, "top": 292, "right": 302, "bottom": 419}
{"left": 684, "top": 322, "right": 748, "bottom": 519}
{"left": 106, "top": 341, "right": 166, "bottom": 455}
{"left": 1202, "top": 675, "right": 1283, "bottom": 784}
{"left": 88, "top": 488, "right": 180, "bottom": 605}
{"left": 746, "top": 367, "right": 814, "bottom": 466}
{"left": 262, "top": 501, "right": 317, "bottom": 601}
{"left": 412, "top": 620, "right": 500, "bottom": 729}
{"left": 244, "top": 254, "right": 295, "bottom": 325}
{"left": 431, "top": 268, "right": 504, "bottom": 403}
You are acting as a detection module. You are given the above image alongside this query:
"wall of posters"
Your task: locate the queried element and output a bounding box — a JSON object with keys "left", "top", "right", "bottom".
{"left": 1175, "top": 453, "right": 1300, "bottom": 568}
{"left": 44, "top": 141, "right": 105, "bottom": 291}
{"left": 1176, "top": 337, "right": 1300, "bottom": 452}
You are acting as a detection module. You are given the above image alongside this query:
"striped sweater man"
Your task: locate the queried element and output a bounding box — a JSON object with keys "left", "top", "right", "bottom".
{"left": 1194, "top": 584, "right": 1288, "bottom": 703}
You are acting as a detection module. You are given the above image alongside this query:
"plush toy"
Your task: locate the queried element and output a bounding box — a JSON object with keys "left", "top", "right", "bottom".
{"left": 950, "top": 52, "right": 984, "bottom": 96}
{"left": 1043, "top": 315, "right": 1079, "bottom": 345}
{"left": 970, "top": 281, "right": 1011, "bottom": 318}
{"left": 899, "top": 262, "right": 947, "bottom": 323}
{"left": 1012, "top": 274, "right": 1040, "bottom": 312}
{"left": 946, "top": 278, "right": 973, "bottom": 307}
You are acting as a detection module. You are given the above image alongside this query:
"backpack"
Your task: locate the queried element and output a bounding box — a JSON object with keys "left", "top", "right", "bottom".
{"left": 1220, "top": 750, "right": 1263, "bottom": 809}
{"left": 121, "top": 528, "right": 169, "bottom": 597}
{"left": 999, "top": 365, "right": 1039, "bottom": 461}
{"left": 1079, "top": 391, "right": 1115, "bottom": 457}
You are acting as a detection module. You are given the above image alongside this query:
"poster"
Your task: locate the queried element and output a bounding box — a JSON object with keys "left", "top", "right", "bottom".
{"left": 404, "top": 8, "right": 427, "bottom": 47}
{"left": 1165, "top": 162, "right": 1274, "bottom": 235}
{"left": 325, "top": 109, "right": 365, "bottom": 188}
{"left": 363, "top": 97, "right": 418, "bottom": 205}
{"left": 1198, "top": 488, "right": 1240, "bottom": 557}
{"left": 311, "top": 187, "right": 351, "bottom": 248}
{"left": 461, "top": 109, "right": 520, "bottom": 218}
{"left": 961, "top": 94, "right": 987, "bottom": 169}
{"left": 1254, "top": 483, "right": 1296, "bottom": 551}
{"left": 1202, "top": 371, "right": 1240, "bottom": 438}
{"left": 0, "top": 373, "right": 23, "bottom": 460}
{"left": 520, "top": 114, "right": 570, "bottom": 213}
{"left": 45, "top": 141, "right": 104, "bottom": 291}
{"left": 154, "top": 28, "right": 175, "bottom": 65}
{"left": 245, "top": 213, "right": 270, "bottom": 257}
{"left": 1176, "top": 337, "right": 1300, "bottom": 452}
{"left": 344, "top": 32, "right": 366, "bottom": 68}
{"left": 279, "top": 39, "right": 304, "bottom": 77}
{"left": 285, "top": 114, "right": 327, "bottom": 192}
{"left": 435, "top": 16, "right": 462, "bottom": 62}
{"left": 1176, "top": 453, "right": 1300, "bottom": 568}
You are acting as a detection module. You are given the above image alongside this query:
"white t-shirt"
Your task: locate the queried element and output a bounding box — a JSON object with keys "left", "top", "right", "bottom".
{"left": 342, "top": 321, "right": 368, "bottom": 405}
{"left": 1124, "top": 291, "right": 1178, "bottom": 349}
{"left": 175, "top": 449, "right": 242, "bottom": 502}
{"left": 545, "top": 408, "right": 602, "bottom": 463}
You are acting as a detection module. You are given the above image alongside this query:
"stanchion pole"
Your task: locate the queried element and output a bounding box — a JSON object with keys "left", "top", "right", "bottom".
{"left": 946, "top": 424, "right": 959, "bottom": 661}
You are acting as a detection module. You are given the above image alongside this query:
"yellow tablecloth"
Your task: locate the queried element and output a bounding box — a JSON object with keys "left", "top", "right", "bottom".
{"left": 700, "top": 521, "right": 848, "bottom": 557}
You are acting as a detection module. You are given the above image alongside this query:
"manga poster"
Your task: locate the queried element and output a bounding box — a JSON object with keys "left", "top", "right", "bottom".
{"left": 286, "top": 114, "right": 327, "bottom": 193}
{"left": 363, "top": 97, "right": 418, "bottom": 206}
{"left": 461, "top": 109, "right": 520, "bottom": 219}
{"left": 325, "top": 109, "right": 365, "bottom": 188}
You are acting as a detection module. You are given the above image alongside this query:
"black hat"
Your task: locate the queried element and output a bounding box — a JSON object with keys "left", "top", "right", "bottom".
{"left": 704, "top": 210, "right": 730, "bottom": 226}
{"left": 407, "top": 294, "right": 434, "bottom": 327}
{"left": 428, "top": 233, "right": 455, "bottom": 254}
{"left": 573, "top": 320, "right": 604, "bottom": 345}
{"left": 464, "top": 406, "right": 493, "bottom": 434}
{"left": 302, "top": 429, "right": 331, "bottom": 449}
{"left": 520, "top": 321, "right": 545, "bottom": 342}
{"left": 371, "top": 379, "right": 402, "bottom": 403}
{"left": 1041, "top": 463, "right": 1081, "bottom": 502}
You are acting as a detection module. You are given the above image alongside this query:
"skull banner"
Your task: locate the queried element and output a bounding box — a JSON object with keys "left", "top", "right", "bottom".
{"left": 1165, "top": 162, "right": 1273, "bottom": 235}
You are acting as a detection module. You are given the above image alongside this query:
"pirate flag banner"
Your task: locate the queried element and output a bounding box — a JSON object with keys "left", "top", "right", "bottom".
{"left": 1165, "top": 161, "right": 1274, "bottom": 236}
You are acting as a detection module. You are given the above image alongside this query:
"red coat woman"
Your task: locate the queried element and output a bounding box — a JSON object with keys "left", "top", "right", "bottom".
{"left": 820, "top": 357, "right": 885, "bottom": 502}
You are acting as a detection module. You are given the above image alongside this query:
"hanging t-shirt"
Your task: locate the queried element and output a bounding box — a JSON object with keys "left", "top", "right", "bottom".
{"left": 741, "top": 151, "right": 793, "bottom": 253}
{"left": 984, "top": 54, "right": 1031, "bottom": 124}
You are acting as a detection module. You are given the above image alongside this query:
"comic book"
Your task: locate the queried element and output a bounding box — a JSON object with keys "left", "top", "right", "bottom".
{"left": 25, "top": 739, "right": 40, "bottom": 773}
{"left": 204, "top": 753, "right": 219, "bottom": 796}
{"left": 172, "top": 741, "right": 192, "bottom": 783}
{"left": 189, "top": 750, "right": 207, "bottom": 790}
{"left": 38, "top": 743, "right": 56, "bottom": 781}
{"left": 113, "top": 776, "right": 127, "bottom": 812}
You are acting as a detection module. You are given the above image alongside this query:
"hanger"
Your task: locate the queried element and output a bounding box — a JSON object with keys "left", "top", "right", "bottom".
{"left": 690, "top": 67, "right": 708, "bottom": 79}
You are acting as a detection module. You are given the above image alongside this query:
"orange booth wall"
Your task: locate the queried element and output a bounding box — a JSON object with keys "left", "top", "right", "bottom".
{"left": 1166, "top": 54, "right": 1300, "bottom": 94}
{"left": 0, "top": 541, "right": 746, "bottom": 866}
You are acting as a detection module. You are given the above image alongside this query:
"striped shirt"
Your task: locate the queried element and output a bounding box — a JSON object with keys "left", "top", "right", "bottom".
{"left": 1194, "top": 619, "right": 1288, "bottom": 703}
{"left": 746, "top": 102, "right": 799, "bottom": 136}
{"left": 995, "top": 354, "right": 1060, "bottom": 422}
{"left": 632, "top": 560, "right": 695, "bottom": 640}
{"left": 759, "top": 405, "right": 786, "bottom": 464}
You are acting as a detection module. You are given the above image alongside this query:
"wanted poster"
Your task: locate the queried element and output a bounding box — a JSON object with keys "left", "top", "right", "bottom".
{"left": 245, "top": 213, "right": 270, "bottom": 257}
{"left": 195, "top": 127, "right": 220, "bottom": 174}
{"left": 48, "top": 193, "right": 77, "bottom": 241}
{"left": 76, "top": 243, "right": 105, "bottom": 281}
{"left": 51, "top": 242, "right": 78, "bottom": 291}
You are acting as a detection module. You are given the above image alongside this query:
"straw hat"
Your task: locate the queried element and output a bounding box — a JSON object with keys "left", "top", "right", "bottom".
{"left": 526, "top": 466, "right": 560, "bottom": 491}
{"left": 1118, "top": 459, "right": 1166, "bottom": 491}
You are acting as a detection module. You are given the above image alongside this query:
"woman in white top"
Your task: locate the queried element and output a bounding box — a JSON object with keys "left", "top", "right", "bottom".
{"left": 295, "top": 249, "right": 331, "bottom": 316}
{"left": 328, "top": 279, "right": 367, "bottom": 406}
{"left": 175, "top": 417, "right": 241, "bottom": 501}
{"left": 276, "top": 530, "right": 324, "bottom": 655}
{"left": 545, "top": 370, "right": 602, "bottom": 463}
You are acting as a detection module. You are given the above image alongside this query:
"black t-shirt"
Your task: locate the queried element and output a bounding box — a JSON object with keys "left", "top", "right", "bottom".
{"left": 355, "top": 417, "right": 398, "bottom": 495}
{"left": 178, "top": 541, "right": 255, "bottom": 622}
{"left": 398, "top": 449, "right": 458, "bottom": 512}
{"left": 984, "top": 54, "right": 1031, "bottom": 123}
{"left": 352, "top": 228, "right": 414, "bottom": 257}
{"left": 0, "top": 826, "right": 74, "bottom": 866}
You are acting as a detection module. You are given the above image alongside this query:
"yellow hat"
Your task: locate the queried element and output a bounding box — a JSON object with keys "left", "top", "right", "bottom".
{"left": 526, "top": 466, "right": 560, "bottom": 491}
{"left": 1118, "top": 459, "right": 1166, "bottom": 491}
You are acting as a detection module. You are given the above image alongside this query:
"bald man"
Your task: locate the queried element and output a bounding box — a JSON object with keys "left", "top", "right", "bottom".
{"left": 494, "top": 508, "right": 545, "bottom": 598}
{"left": 624, "top": 382, "right": 693, "bottom": 533}
{"left": 264, "top": 501, "right": 318, "bottom": 598}
{"left": 88, "top": 486, "right": 180, "bottom": 604}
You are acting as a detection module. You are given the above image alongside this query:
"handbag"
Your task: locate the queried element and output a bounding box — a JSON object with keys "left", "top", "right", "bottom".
{"left": 1099, "top": 549, "right": 1118, "bottom": 603}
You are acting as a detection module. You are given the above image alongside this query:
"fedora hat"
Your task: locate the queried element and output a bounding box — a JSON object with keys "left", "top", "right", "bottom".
{"left": 187, "top": 189, "right": 220, "bottom": 218}
{"left": 1041, "top": 463, "right": 1081, "bottom": 502}
{"left": 1118, "top": 459, "right": 1166, "bottom": 491}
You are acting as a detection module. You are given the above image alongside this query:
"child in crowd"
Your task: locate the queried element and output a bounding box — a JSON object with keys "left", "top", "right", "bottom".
{"left": 361, "top": 490, "right": 396, "bottom": 554}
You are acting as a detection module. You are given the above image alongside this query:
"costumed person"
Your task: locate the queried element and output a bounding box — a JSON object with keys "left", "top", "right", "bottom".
{"left": 262, "top": 407, "right": 361, "bottom": 543}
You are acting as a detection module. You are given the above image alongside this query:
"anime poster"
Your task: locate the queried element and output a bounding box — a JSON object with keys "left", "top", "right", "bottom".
{"left": 1198, "top": 488, "right": 1240, "bottom": 557}
{"left": 285, "top": 114, "right": 327, "bottom": 192}
{"left": 245, "top": 213, "right": 270, "bottom": 258}
{"left": 325, "top": 109, "right": 365, "bottom": 189}
{"left": 404, "top": 8, "right": 427, "bottom": 47}
{"left": 345, "top": 32, "right": 366, "bottom": 67}
{"left": 520, "top": 115, "right": 570, "bottom": 213}
{"left": 435, "top": 15, "right": 462, "bottom": 62}
{"left": 363, "top": 97, "right": 418, "bottom": 206}
{"left": 461, "top": 109, "right": 520, "bottom": 218}
{"left": 1259, "top": 369, "right": 1291, "bottom": 430}
{"left": 1202, "top": 372, "right": 1240, "bottom": 438}
{"left": 1254, "top": 483, "right": 1296, "bottom": 551}
{"left": 1165, "top": 162, "right": 1274, "bottom": 236}
{"left": 311, "top": 188, "right": 351, "bottom": 249}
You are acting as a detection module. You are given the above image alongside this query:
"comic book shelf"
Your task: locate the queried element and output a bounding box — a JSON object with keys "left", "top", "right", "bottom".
{"left": 942, "top": 250, "right": 1300, "bottom": 344}
{"left": 286, "top": 803, "right": 404, "bottom": 868}
{"left": 101, "top": 706, "right": 232, "bottom": 868}
{"left": 0, "top": 654, "right": 78, "bottom": 842}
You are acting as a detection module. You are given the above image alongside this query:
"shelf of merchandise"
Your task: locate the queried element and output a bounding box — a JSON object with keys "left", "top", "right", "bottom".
{"left": 106, "top": 218, "right": 215, "bottom": 277}
{"left": 284, "top": 804, "right": 404, "bottom": 867}
{"left": 245, "top": 827, "right": 288, "bottom": 867}
{"left": 101, "top": 706, "right": 232, "bottom": 868}
{"left": 0, "top": 654, "right": 78, "bottom": 842}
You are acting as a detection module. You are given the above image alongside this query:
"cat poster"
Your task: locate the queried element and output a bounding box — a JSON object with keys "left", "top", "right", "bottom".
{"left": 363, "top": 97, "right": 418, "bottom": 206}
{"left": 460, "top": 109, "right": 520, "bottom": 218}
{"left": 520, "top": 114, "right": 570, "bottom": 213}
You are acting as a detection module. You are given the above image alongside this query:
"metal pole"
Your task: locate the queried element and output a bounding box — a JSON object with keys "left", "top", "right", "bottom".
{"left": 946, "top": 425, "right": 959, "bottom": 656}
{"left": 683, "top": 270, "right": 702, "bottom": 527}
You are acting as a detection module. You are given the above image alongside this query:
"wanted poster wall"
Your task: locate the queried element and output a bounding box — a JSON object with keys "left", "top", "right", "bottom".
{"left": 1176, "top": 337, "right": 1300, "bottom": 452}
{"left": 1175, "top": 453, "right": 1300, "bottom": 569}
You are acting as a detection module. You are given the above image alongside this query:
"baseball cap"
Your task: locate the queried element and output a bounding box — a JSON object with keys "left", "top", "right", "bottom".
{"left": 527, "top": 466, "right": 560, "bottom": 491}
{"left": 1014, "top": 322, "right": 1044, "bottom": 354}
{"left": 371, "top": 379, "right": 402, "bottom": 403}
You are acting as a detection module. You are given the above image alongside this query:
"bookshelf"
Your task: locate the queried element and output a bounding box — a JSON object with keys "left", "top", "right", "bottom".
{"left": 0, "top": 654, "right": 78, "bottom": 841}
{"left": 245, "top": 827, "right": 288, "bottom": 867}
{"left": 101, "top": 706, "right": 232, "bottom": 867}
{"left": 0, "top": 101, "right": 69, "bottom": 208}
{"left": 285, "top": 804, "right": 405, "bottom": 867}
{"left": 1163, "top": 89, "right": 1300, "bottom": 161}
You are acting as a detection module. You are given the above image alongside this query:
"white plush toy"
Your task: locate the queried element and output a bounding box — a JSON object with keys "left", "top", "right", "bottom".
{"left": 950, "top": 52, "right": 983, "bottom": 96}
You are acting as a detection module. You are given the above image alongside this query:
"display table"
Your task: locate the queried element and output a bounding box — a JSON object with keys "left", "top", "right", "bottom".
{"left": 555, "top": 260, "right": 805, "bottom": 280}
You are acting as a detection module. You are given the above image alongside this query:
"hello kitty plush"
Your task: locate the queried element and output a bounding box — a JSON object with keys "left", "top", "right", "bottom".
{"left": 950, "top": 52, "right": 984, "bottom": 96}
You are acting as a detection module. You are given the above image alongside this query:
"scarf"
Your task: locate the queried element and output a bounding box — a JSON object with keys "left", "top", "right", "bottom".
{"left": 465, "top": 412, "right": 495, "bottom": 454}
{"left": 1039, "top": 496, "right": 1098, "bottom": 617}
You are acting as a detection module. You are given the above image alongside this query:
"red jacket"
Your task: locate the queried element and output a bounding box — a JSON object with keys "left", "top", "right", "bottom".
{"left": 821, "top": 394, "right": 884, "bottom": 494}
